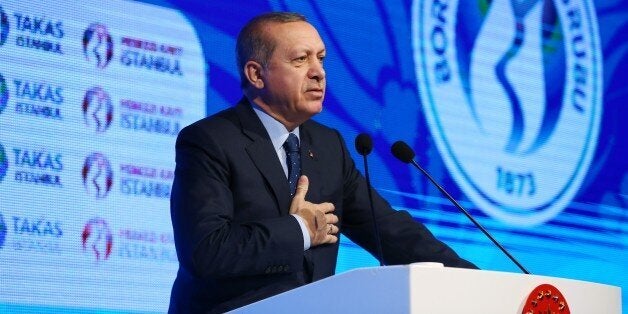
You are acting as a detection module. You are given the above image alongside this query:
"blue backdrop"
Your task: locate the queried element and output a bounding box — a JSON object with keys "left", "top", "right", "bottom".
{"left": 0, "top": 0, "right": 625, "bottom": 312}
{"left": 167, "top": 0, "right": 627, "bottom": 308}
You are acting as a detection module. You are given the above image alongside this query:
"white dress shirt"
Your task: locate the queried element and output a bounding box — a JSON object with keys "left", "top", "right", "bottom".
{"left": 253, "top": 106, "right": 311, "bottom": 250}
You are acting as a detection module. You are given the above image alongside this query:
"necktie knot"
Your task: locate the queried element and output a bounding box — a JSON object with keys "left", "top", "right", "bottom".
{"left": 283, "top": 133, "right": 299, "bottom": 153}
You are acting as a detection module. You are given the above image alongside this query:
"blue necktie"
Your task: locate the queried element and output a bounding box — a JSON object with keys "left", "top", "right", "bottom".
{"left": 283, "top": 133, "right": 300, "bottom": 196}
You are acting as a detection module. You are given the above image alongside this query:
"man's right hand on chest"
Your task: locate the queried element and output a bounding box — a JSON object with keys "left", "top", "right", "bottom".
{"left": 289, "top": 175, "right": 339, "bottom": 246}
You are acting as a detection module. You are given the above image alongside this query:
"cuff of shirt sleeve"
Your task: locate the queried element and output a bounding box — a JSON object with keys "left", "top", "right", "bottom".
{"left": 291, "top": 214, "right": 311, "bottom": 250}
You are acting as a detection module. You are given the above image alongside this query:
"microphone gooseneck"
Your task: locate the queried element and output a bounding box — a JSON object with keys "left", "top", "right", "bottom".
{"left": 355, "top": 133, "right": 385, "bottom": 266}
{"left": 391, "top": 140, "right": 530, "bottom": 274}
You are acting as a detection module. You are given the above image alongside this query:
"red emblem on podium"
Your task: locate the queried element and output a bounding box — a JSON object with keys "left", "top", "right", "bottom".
{"left": 522, "top": 283, "right": 570, "bottom": 314}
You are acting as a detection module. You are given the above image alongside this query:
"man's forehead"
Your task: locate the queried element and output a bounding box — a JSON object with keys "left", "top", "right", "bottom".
{"left": 266, "top": 21, "right": 320, "bottom": 38}
{"left": 268, "top": 22, "right": 325, "bottom": 49}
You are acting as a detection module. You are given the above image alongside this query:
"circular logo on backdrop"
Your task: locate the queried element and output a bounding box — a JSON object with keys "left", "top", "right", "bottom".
{"left": 0, "top": 73, "right": 8, "bottom": 114}
{"left": 82, "top": 152, "right": 113, "bottom": 198}
{"left": 0, "top": 143, "right": 8, "bottom": 182}
{"left": 412, "top": 0, "right": 602, "bottom": 226}
{"left": 0, "top": 6, "right": 8, "bottom": 47}
{"left": 82, "top": 218, "right": 113, "bottom": 261}
{"left": 83, "top": 23, "right": 113, "bottom": 69}
{"left": 83, "top": 87, "right": 113, "bottom": 132}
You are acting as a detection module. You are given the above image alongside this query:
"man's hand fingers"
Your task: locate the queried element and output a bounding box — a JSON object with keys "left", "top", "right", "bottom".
{"left": 294, "top": 175, "right": 309, "bottom": 199}
{"left": 327, "top": 224, "right": 338, "bottom": 235}
{"left": 313, "top": 229, "right": 337, "bottom": 246}
{"left": 314, "top": 210, "right": 326, "bottom": 231}
{"left": 289, "top": 176, "right": 340, "bottom": 246}
{"left": 325, "top": 234, "right": 338, "bottom": 244}
{"left": 289, "top": 176, "right": 309, "bottom": 215}
{"left": 325, "top": 213, "right": 338, "bottom": 224}
{"left": 318, "top": 202, "right": 335, "bottom": 213}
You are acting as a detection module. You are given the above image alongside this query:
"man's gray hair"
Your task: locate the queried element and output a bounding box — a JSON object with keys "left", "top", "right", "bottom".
{"left": 236, "top": 12, "right": 307, "bottom": 87}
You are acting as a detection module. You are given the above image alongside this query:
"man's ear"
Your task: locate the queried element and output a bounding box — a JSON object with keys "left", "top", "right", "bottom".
{"left": 244, "top": 61, "right": 265, "bottom": 89}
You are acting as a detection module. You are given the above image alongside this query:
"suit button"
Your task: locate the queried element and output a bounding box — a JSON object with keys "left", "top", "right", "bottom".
{"left": 265, "top": 267, "right": 272, "bottom": 274}
{"left": 284, "top": 265, "right": 290, "bottom": 272}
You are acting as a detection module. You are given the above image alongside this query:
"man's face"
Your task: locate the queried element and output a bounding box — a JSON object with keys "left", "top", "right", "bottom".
{"left": 258, "top": 21, "right": 326, "bottom": 127}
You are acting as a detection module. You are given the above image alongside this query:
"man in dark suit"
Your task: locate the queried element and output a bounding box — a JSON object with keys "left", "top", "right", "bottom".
{"left": 169, "top": 12, "right": 476, "bottom": 313}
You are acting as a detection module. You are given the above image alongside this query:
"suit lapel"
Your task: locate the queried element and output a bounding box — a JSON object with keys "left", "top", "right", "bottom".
{"left": 299, "top": 123, "right": 322, "bottom": 203}
{"left": 235, "top": 100, "right": 292, "bottom": 215}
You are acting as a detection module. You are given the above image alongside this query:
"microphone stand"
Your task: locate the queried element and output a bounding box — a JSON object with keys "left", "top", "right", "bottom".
{"left": 362, "top": 154, "right": 385, "bottom": 267}
{"left": 408, "top": 158, "right": 530, "bottom": 274}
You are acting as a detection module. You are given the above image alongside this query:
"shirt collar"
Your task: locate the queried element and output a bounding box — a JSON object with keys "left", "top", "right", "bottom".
{"left": 252, "top": 106, "right": 300, "bottom": 152}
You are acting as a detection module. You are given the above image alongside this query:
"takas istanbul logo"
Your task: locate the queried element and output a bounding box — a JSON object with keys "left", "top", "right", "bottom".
{"left": 412, "top": 0, "right": 602, "bottom": 226}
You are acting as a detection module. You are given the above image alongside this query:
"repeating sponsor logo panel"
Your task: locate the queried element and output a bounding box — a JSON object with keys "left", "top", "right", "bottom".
{"left": 0, "top": 0, "right": 204, "bottom": 311}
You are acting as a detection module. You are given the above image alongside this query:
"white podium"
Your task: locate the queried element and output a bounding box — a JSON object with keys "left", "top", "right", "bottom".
{"left": 234, "top": 264, "right": 621, "bottom": 313}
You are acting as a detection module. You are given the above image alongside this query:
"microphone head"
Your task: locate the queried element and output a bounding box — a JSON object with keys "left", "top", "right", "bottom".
{"left": 355, "top": 133, "right": 373, "bottom": 156}
{"left": 391, "top": 141, "right": 415, "bottom": 163}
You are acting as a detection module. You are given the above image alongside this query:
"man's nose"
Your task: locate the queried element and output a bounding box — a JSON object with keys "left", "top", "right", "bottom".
{"left": 308, "top": 61, "right": 325, "bottom": 82}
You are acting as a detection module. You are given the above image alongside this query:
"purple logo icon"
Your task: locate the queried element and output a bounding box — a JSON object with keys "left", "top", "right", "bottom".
{"left": 83, "top": 87, "right": 113, "bottom": 132}
{"left": 82, "top": 152, "right": 113, "bottom": 198}
{"left": 83, "top": 23, "right": 113, "bottom": 69}
{"left": 82, "top": 218, "right": 113, "bottom": 261}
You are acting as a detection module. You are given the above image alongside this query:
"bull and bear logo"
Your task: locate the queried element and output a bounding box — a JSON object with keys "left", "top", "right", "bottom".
{"left": 412, "top": 0, "right": 602, "bottom": 226}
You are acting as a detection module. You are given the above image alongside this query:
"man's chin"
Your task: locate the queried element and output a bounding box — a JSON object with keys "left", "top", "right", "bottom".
{"left": 308, "top": 103, "right": 324, "bottom": 115}
{"left": 290, "top": 101, "right": 323, "bottom": 122}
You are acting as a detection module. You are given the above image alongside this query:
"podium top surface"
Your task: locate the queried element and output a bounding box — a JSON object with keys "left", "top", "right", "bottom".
{"left": 235, "top": 265, "right": 621, "bottom": 313}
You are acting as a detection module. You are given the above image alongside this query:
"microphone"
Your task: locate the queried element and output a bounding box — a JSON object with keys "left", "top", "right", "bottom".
{"left": 391, "top": 141, "right": 530, "bottom": 274}
{"left": 355, "top": 133, "right": 373, "bottom": 155}
{"left": 355, "top": 133, "right": 385, "bottom": 266}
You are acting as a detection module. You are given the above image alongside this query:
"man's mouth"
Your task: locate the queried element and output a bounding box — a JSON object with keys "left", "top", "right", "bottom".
{"left": 306, "top": 88, "right": 324, "bottom": 94}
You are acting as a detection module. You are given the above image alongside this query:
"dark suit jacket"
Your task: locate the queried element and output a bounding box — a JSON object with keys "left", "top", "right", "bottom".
{"left": 169, "top": 98, "right": 476, "bottom": 313}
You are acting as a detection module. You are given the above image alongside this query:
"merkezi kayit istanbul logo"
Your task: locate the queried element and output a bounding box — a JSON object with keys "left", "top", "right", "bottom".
{"left": 412, "top": 0, "right": 602, "bottom": 226}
